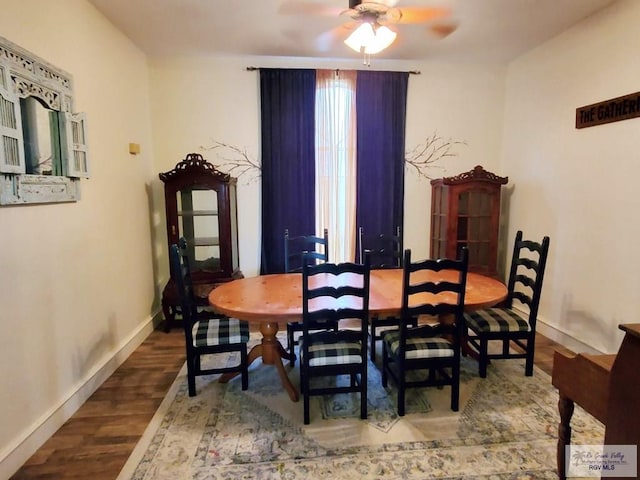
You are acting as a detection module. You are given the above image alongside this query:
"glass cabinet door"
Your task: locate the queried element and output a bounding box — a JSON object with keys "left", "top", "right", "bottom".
{"left": 456, "top": 189, "right": 491, "bottom": 268}
{"left": 176, "top": 186, "right": 222, "bottom": 274}
{"left": 430, "top": 184, "right": 449, "bottom": 259}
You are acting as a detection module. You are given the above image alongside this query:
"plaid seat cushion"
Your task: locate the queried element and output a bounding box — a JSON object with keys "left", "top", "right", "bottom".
{"left": 464, "top": 308, "right": 530, "bottom": 334}
{"left": 382, "top": 330, "right": 454, "bottom": 360}
{"left": 192, "top": 317, "right": 250, "bottom": 347}
{"left": 300, "top": 337, "right": 363, "bottom": 367}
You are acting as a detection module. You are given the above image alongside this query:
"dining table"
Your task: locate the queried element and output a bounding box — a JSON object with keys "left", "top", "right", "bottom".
{"left": 208, "top": 268, "right": 508, "bottom": 402}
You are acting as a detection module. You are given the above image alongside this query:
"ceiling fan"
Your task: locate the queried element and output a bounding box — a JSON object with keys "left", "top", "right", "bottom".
{"left": 280, "top": 0, "right": 456, "bottom": 60}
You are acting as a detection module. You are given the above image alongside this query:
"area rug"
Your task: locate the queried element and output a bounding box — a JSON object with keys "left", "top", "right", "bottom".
{"left": 117, "top": 337, "right": 604, "bottom": 479}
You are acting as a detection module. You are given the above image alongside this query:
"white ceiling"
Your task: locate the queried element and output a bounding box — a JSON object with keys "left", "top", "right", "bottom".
{"left": 87, "top": 0, "right": 617, "bottom": 64}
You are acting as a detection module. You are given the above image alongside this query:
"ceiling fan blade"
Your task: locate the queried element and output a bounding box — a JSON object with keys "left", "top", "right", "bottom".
{"left": 429, "top": 22, "right": 458, "bottom": 38}
{"left": 387, "top": 6, "right": 451, "bottom": 24}
{"left": 278, "top": 1, "right": 344, "bottom": 17}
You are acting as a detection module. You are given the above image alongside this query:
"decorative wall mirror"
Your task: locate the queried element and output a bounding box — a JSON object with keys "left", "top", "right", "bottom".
{"left": 0, "top": 35, "right": 89, "bottom": 205}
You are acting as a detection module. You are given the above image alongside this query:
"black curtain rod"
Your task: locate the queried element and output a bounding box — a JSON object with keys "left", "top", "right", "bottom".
{"left": 245, "top": 66, "right": 421, "bottom": 75}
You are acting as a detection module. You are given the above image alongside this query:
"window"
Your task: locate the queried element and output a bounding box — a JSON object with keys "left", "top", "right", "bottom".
{"left": 315, "top": 70, "right": 357, "bottom": 263}
{"left": 0, "top": 35, "right": 89, "bottom": 205}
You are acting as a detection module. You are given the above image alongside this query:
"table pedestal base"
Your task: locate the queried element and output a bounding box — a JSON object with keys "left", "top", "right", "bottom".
{"left": 219, "top": 322, "right": 299, "bottom": 402}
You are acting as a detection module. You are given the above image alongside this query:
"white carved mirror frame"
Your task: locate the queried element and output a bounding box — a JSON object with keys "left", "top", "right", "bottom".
{"left": 0, "top": 35, "right": 89, "bottom": 205}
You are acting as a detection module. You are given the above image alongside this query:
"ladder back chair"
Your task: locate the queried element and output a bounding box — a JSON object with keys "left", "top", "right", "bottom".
{"left": 357, "top": 225, "right": 403, "bottom": 267}
{"left": 300, "top": 252, "right": 371, "bottom": 424}
{"left": 358, "top": 225, "right": 417, "bottom": 361}
{"left": 382, "top": 248, "right": 469, "bottom": 416}
{"left": 463, "top": 231, "right": 550, "bottom": 377}
{"left": 284, "top": 228, "right": 337, "bottom": 365}
{"left": 170, "top": 238, "right": 250, "bottom": 396}
{"left": 284, "top": 228, "right": 329, "bottom": 273}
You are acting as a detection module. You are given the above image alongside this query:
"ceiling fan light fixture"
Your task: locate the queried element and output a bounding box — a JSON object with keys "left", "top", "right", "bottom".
{"left": 344, "top": 22, "right": 396, "bottom": 54}
{"left": 344, "top": 22, "right": 374, "bottom": 52}
{"left": 367, "top": 25, "right": 396, "bottom": 54}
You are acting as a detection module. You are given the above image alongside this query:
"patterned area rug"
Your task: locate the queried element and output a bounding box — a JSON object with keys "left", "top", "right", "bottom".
{"left": 117, "top": 337, "right": 604, "bottom": 479}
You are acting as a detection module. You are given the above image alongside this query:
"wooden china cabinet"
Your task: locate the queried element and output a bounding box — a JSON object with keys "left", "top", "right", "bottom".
{"left": 159, "top": 153, "right": 241, "bottom": 331}
{"left": 430, "top": 165, "right": 508, "bottom": 278}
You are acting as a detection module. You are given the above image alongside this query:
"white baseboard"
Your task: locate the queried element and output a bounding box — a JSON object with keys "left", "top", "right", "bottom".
{"left": 506, "top": 305, "right": 604, "bottom": 355}
{"left": 536, "top": 318, "right": 604, "bottom": 355}
{"left": 0, "top": 311, "right": 163, "bottom": 479}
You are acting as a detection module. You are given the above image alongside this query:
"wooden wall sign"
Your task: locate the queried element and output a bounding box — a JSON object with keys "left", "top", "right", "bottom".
{"left": 576, "top": 91, "right": 640, "bottom": 129}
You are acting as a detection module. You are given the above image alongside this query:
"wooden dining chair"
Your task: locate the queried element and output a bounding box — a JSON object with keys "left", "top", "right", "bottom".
{"left": 170, "top": 238, "right": 250, "bottom": 396}
{"left": 357, "top": 226, "right": 417, "bottom": 361}
{"left": 463, "top": 231, "right": 550, "bottom": 377}
{"left": 299, "top": 252, "right": 371, "bottom": 424}
{"left": 382, "top": 248, "right": 469, "bottom": 416}
{"left": 284, "top": 228, "right": 329, "bottom": 273}
{"left": 357, "top": 225, "right": 403, "bottom": 267}
{"left": 284, "top": 228, "right": 338, "bottom": 366}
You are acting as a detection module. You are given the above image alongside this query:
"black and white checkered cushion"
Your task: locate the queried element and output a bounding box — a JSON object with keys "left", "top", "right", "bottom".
{"left": 192, "top": 317, "right": 249, "bottom": 347}
{"left": 382, "top": 330, "right": 454, "bottom": 360}
{"left": 464, "top": 308, "right": 530, "bottom": 333}
{"left": 300, "top": 337, "right": 363, "bottom": 367}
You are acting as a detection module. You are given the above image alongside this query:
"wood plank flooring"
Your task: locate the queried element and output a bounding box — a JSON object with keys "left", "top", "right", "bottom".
{"left": 10, "top": 323, "right": 573, "bottom": 479}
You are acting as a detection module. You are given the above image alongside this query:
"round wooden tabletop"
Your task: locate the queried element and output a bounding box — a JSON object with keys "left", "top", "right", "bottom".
{"left": 209, "top": 269, "right": 508, "bottom": 323}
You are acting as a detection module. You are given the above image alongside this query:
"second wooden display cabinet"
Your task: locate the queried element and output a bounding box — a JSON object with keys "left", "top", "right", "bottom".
{"left": 430, "top": 165, "right": 508, "bottom": 278}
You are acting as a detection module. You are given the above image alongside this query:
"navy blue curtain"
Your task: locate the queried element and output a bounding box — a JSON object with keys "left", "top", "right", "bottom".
{"left": 260, "top": 68, "right": 317, "bottom": 274}
{"left": 355, "top": 71, "right": 408, "bottom": 261}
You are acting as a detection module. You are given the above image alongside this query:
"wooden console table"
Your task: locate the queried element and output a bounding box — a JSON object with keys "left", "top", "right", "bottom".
{"left": 552, "top": 323, "right": 640, "bottom": 480}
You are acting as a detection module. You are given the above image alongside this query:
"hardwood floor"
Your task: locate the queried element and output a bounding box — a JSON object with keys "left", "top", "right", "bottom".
{"left": 11, "top": 323, "right": 573, "bottom": 479}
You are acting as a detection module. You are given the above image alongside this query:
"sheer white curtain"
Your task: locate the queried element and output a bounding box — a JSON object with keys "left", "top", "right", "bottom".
{"left": 315, "top": 69, "right": 357, "bottom": 263}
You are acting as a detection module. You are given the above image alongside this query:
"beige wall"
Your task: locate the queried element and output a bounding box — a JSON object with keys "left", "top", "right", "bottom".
{"left": 501, "top": 0, "right": 638, "bottom": 353}
{"left": 0, "top": 0, "right": 157, "bottom": 476}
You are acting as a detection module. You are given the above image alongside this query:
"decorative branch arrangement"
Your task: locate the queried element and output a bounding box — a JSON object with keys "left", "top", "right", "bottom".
{"left": 404, "top": 133, "right": 467, "bottom": 180}
{"left": 199, "top": 141, "right": 261, "bottom": 183}
{"left": 198, "top": 133, "right": 464, "bottom": 183}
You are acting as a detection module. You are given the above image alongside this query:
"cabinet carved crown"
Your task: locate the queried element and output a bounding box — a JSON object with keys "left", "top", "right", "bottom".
{"left": 440, "top": 165, "right": 508, "bottom": 186}
{"left": 159, "top": 153, "right": 233, "bottom": 184}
